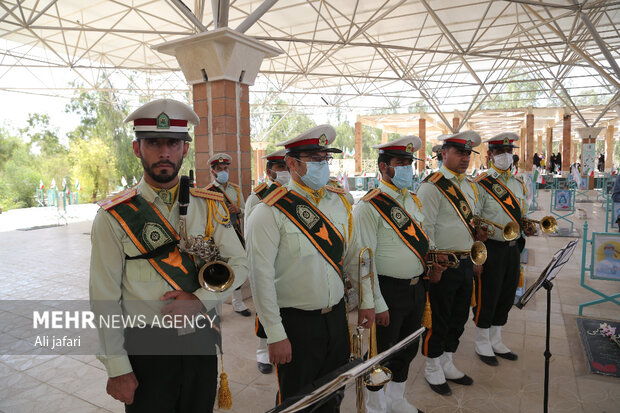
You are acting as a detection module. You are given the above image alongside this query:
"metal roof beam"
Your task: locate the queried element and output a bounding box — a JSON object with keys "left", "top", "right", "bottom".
{"left": 211, "top": 0, "right": 229, "bottom": 28}
{"left": 170, "top": 0, "right": 207, "bottom": 31}
{"left": 573, "top": 2, "right": 620, "bottom": 80}
{"left": 235, "top": 0, "right": 278, "bottom": 33}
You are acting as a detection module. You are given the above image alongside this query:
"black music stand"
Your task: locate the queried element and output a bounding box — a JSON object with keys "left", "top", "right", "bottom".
{"left": 268, "top": 327, "right": 425, "bottom": 413}
{"left": 516, "top": 239, "right": 578, "bottom": 413}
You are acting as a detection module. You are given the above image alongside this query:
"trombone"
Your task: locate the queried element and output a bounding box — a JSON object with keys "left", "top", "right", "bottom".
{"left": 522, "top": 215, "right": 557, "bottom": 234}
{"left": 474, "top": 216, "right": 520, "bottom": 241}
{"left": 352, "top": 247, "right": 392, "bottom": 413}
{"left": 426, "top": 241, "right": 488, "bottom": 269}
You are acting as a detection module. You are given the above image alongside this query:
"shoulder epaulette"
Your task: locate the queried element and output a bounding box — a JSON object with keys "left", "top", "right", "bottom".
{"left": 262, "top": 186, "right": 288, "bottom": 206}
{"left": 190, "top": 187, "right": 225, "bottom": 202}
{"left": 325, "top": 185, "right": 345, "bottom": 194}
{"left": 97, "top": 187, "right": 138, "bottom": 210}
{"left": 426, "top": 172, "right": 443, "bottom": 183}
{"left": 252, "top": 182, "right": 268, "bottom": 193}
{"left": 204, "top": 183, "right": 215, "bottom": 190}
{"left": 360, "top": 188, "right": 381, "bottom": 202}
{"left": 473, "top": 172, "right": 488, "bottom": 182}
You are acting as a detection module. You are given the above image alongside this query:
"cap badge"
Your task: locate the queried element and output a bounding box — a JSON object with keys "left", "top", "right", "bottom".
{"left": 157, "top": 112, "right": 170, "bottom": 129}
{"left": 405, "top": 143, "right": 413, "bottom": 153}
{"left": 318, "top": 134, "right": 327, "bottom": 146}
{"left": 503, "top": 137, "right": 510, "bottom": 145}
{"left": 464, "top": 140, "right": 472, "bottom": 150}
{"left": 218, "top": 157, "right": 224, "bottom": 163}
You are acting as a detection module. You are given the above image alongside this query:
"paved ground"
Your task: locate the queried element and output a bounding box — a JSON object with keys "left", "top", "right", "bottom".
{"left": 0, "top": 190, "right": 618, "bottom": 413}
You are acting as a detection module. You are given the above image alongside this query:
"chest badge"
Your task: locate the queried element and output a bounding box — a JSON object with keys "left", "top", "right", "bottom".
{"left": 390, "top": 206, "right": 409, "bottom": 228}
{"left": 143, "top": 222, "right": 172, "bottom": 250}
{"left": 296, "top": 205, "right": 320, "bottom": 229}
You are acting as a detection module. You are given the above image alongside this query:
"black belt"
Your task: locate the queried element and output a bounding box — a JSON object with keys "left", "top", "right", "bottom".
{"left": 280, "top": 298, "right": 345, "bottom": 316}
{"left": 485, "top": 238, "right": 518, "bottom": 247}
{"left": 378, "top": 274, "right": 423, "bottom": 286}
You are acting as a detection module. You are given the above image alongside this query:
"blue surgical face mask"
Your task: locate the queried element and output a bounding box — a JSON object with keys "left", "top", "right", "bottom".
{"left": 391, "top": 165, "right": 413, "bottom": 189}
{"left": 301, "top": 161, "right": 330, "bottom": 190}
{"left": 216, "top": 171, "right": 229, "bottom": 184}
{"left": 438, "top": 160, "right": 443, "bottom": 168}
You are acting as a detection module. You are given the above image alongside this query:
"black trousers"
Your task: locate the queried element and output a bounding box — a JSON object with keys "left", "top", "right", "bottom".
{"left": 375, "top": 275, "right": 425, "bottom": 383}
{"left": 473, "top": 239, "right": 520, "bottom": 328}
{"left": 421, "top": 259, "right": 473, "bottom": 358}
{"left": 125, "top": 354, "right": 217, "bottom": 413}
{"left": 276, "top": 299, "right": 350, "bottom": 413}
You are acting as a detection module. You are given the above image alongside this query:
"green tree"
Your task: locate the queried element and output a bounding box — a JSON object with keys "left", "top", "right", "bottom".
{"left": 66, "top": 87, "right": 141, "bottom": 185}
{"left": 0, "top": 142, "right": 41, "bottom": 209}
{"left": 20, "top": 113, "right": 67, "bottom": 156}
{"left": 69, "top": 137, "right": 117, "bottom": 202}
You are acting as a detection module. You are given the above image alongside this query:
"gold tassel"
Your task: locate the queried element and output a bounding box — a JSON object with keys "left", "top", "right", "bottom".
{"left": 217, "top": 354, "right": 232, "bottom": 410}
{"left": 518, "top": 266, "right": 524, "bottom": 288}
{"left": 471, "top": 278, "right": 477, "bottom": 307}
{"left": 422, "top": 291, "right": 432, "bottom": 329}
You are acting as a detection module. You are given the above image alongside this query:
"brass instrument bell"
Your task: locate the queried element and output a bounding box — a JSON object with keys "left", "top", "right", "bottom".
{"left": 522, "top": 215, "right": 557, "bottom": 234}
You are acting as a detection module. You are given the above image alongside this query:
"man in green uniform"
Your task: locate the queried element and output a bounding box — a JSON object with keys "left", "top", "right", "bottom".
{"left": 245, "top": 148, "right": 290, "bottom": 375}
{"left": 90, "top": 99, "right": 248, "bottom": 412}
{"left": 354, "top": 136, "right": 446, "bottom": 413}
{"left": 246, "top": 124, "right": 375, "bottom": 412}
{"left": 207, "top": 153, "right": 250, "bottom": 317}
{"left": 473, "top": 132, "right": 533, "bottom": 365}
{"left": 417, "top": 131, "right": 487, "bottom": 396}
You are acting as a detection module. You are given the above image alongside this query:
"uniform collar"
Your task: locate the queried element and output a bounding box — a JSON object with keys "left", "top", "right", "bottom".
{"left": 379, "top": 179, "right": 407, "bottom": 198}
{"left": 214, "top": 180, "right": 227, "bottom": 189}
{"left": 489, "top": 163, "right": 512, "bottom": 180}
{"left": 439, "top": 165, "right": 464, "bottom": 182}
{"left": 288, "top": 180, "right": 324, "bottom": 204}
{"left": 139, "top": 178, "right": 179, "bottom": 206}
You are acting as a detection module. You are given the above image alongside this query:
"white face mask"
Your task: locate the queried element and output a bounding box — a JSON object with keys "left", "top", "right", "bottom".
{"left": 274, "top": 170, "right": 291, "bottom": 185}
{"left": 493, "top": 152, "right": 513, "bottom": 171}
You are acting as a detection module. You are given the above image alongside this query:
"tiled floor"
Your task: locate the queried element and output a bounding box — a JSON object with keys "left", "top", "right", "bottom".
{"left": 0, "top": 190, "right": 618, "bottom": 413}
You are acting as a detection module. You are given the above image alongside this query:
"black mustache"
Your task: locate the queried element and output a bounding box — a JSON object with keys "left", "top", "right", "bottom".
{"left": 154, "top": 161, "right": 175, "bottom": 167}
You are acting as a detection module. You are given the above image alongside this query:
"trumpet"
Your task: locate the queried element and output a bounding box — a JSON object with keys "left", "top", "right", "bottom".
{"left": 522, "top": 216, "right": 557, "bottom": 234}
{"left": 352, "top": 247, "right": 392, "bottom": 412}
{"left": 474, "top": 216, "right": 520, "bottom": 241}
{"left": 426, "top": 241, "right": 488, "bottom": 269}
{"left": 178, "top": 175, "right": 235, "bottom": 292}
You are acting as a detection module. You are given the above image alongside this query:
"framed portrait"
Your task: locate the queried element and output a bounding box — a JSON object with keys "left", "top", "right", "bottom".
{"left": 591, "top": 233, "right": 620, "bottom": 280}
{"left": 554, "top": 189, "right": 572, "bottom": 211}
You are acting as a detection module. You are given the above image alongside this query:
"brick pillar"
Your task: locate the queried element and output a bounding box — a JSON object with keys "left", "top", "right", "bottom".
{"left": 418, "top": 117, "right": 426, "bottom": 174}
{"left": 252, "top": 141, "right": 269, "bottom": 183}
{"left": 381, "top": 131, "right": 388, "bottom": 144}
{"left": 452, "top": 117, "right": 460, "bottom": 130}
{"left": 546, "top": 127, "right": 553, "bottom": 165}
{"left": 537, "top": 131, "right": 543, "bottom": 155}
{"left": 519, "top": 127, "right": 526, "bottom": 170}
{"left": 571, "top": 139, "right": 578, "bottom": 165}
{"left": 525, "top": 113, "right": 534, "bottom": 171}
{"left": 605, "top": 123, "right": 615, "bottom": 171}
{"left": 193, "top": 80, "right": 252, "bottom": 198}
{"left": 154, "top": 27, "right": 281, "bottom": 199}
{"left": 562, "top": 114, "right": 571, "bottom": 173}
{"left": 355, "top": 121, "right": 363, "bottom": 173}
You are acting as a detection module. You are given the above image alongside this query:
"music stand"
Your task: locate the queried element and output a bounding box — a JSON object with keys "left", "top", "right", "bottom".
{"left": 516, "top": 239, "right": 578, "bottom": 413}
{"left": 268, "top": 327, "right": 425, "bottom": 413}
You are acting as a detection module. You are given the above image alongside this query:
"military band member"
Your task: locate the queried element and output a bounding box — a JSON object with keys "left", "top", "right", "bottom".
{"left": 90, "top": 99, "right": 248, "bottom": 412}
{"left": 245, "top": 148, "right": 290, "bottom": 375}
{"left": 245, "top": 148, "right": 290, "bottom": 218}
{"left": 207, "top": 153, "right": 251, "bottom": 317}
{"left": 472, "top": 132, "right": 533, "bottom": 365}
{"left": 417, "top": 131, "right": 487, "bottom": 396}
{"left": 354, "top": 136, "right": 445, "bottom": 413}
{"left": 246, "top": 125, "right": 375, "bottom": 412}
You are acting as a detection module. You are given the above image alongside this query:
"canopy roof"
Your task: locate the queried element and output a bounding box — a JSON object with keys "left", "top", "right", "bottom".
{"left": 1, "top": 0, "right": 619, "bottom": 132}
